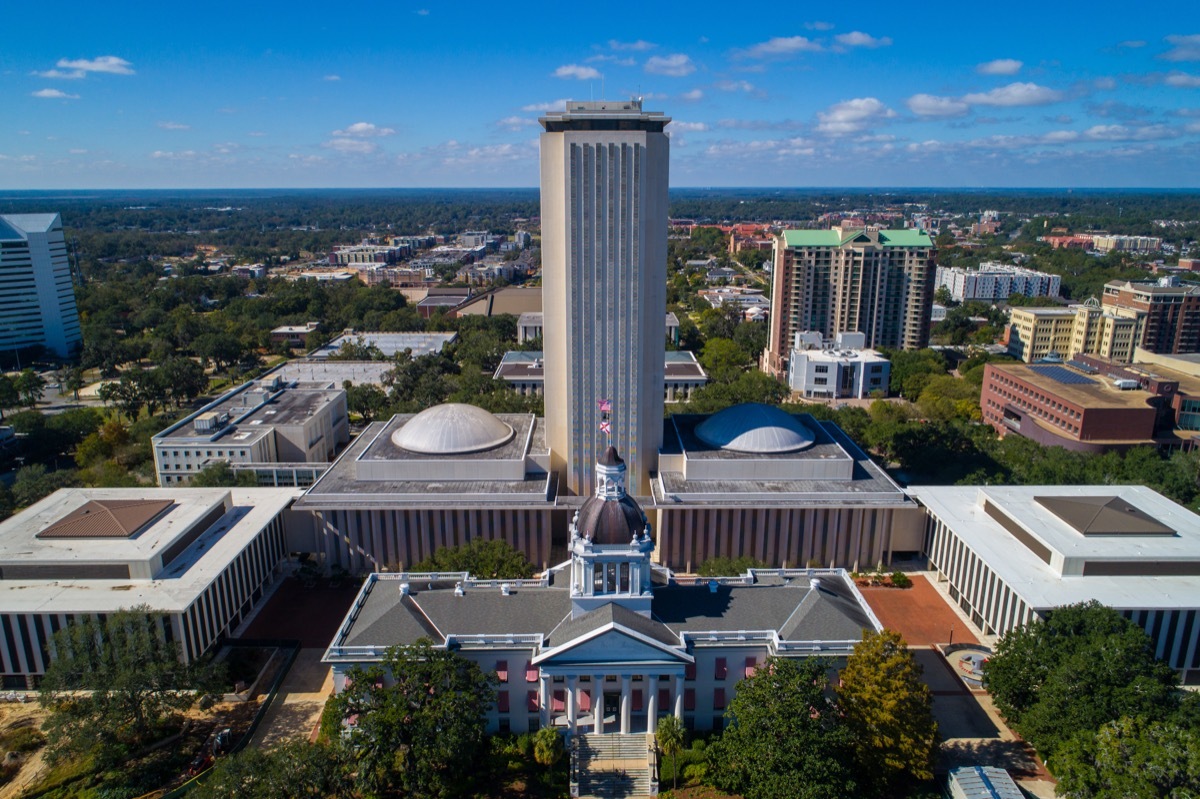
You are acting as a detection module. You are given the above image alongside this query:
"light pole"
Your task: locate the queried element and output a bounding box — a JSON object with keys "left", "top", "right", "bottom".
{"left": 948, "top": 624, "right": 955, "bottom": 647}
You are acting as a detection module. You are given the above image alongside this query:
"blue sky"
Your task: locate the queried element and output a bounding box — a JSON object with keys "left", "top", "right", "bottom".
{"left": 3, "top": 1, "right": 1200, "bottom": 189}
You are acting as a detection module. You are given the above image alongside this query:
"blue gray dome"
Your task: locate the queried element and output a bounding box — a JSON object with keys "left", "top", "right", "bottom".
{"left": 391, "top": 403, "right": 515, "bottom": 454}
{"left": 695, "top": 403, "right": 815, "bottom": 454}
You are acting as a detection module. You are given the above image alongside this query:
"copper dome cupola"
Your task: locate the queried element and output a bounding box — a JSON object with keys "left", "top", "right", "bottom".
{"left": 570, "top": 446, "right": 652, "bottom": 546}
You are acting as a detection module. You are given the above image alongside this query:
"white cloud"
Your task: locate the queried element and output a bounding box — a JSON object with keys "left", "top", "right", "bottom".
{"left": 522, "top": 99, "right": 571, "bottom": 112}
{"left": 1041, "top": 130, "right": 1080, "bottom": 143}
{"left": 608, "top": 39, "right": 656, "bottom": 51}
{"left": 672, "top": 121, "right": 709, "bottom": 132}
{"left": 415, "top": 8, "right": 429, "bottom": 15}
{"left": 324, "top": 74, "right": 341, "bottom": 81}
{"left": 744, "top": 36, "right": 822, "bottom": 58}
{"left": 835, "top": 32, "right": 892, "bottom": 49}
{"left": 323, "top": 138, "right": 377, "bottom": 154}
{"left": 1162, "top": 34, "right": 1200, "bottom": 62}
{"left": 1083, "top": 124, "right": 1177, "bottom": 141}
{"left": 497, "top": 116, "right": 539, "bottom": 131}
{"left": 37, "top": 55, "right": 135, "bottom": 80}
{"left": 704, "top": 137, "right": 816, "bottom": 159}
{"left": 31, "top": 88, "right": 79, "bottom": 99}
{"left": 645, "top": 54, "right": 695, "bottom": 77}
{"left": 332, "top": 122, "right": 395, "bottom": 137}
{"left": 962, "top": 82, "right": 1064, "bottom": 106}
{"left": 906, "top": 94, "right": 969, "bottom": 117}
{"left": 1165, "top": 71, "right": 1200, "bottom": 87}
{"left": 680, "top": 89, "right": 704, "bottom": 102}
{"left": 151, "top": 150, "right": 198, "bottom": 160}
{"left": 554, "top": 64, "right": 601, "bottom": 80}
{"left": 157, "top": 121, "right": 190, "bottom": 130}
{"left": 586, "top": 55, "right": 635, "bottom": 66}
{"left": 816, "top": 97, "right": 895, "bottom": 135}
{"left": 805, "top": 21, "right": 834, "bottom": 31}
{"left": 715, "top": 80, "right": 756, "bottom": 93}
{"left": 977, "top": 58, "right": 1023, "bottom": 76}
{"left": 1093, "top": 76, "right": 1117, "bottom": 90}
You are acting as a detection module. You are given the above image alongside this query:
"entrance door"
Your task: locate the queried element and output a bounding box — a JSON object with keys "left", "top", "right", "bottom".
{"left": 604, "top": 692, "right": 620, "bottom": 732}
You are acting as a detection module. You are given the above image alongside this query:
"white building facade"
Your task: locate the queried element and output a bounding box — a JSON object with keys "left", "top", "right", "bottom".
{"left": 935, "top": 262, "right": 1061, "bottom": 303}
{"left": 0, "top": 213, "right": 81, "bottom": 358}
{"left": 786, "top": 331, "right": 891, "bottom": 398}
{"left": 539, "top": 100, "right": 670, "bottom": 496}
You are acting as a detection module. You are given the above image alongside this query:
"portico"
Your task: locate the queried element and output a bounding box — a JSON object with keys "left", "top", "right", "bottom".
{"left": 536, "top": 668, "right": 686, "bottom": 734}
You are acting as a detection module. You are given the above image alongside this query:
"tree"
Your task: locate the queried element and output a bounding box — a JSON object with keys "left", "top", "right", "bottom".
{"left": 0, "top": 374, "right": 18, "bottom": 420}
{"left": 410, "top": 538, "right": 536, "bottom": 578}
{"left": 39, "top": 606, "right": 218, "bottom": 767}
{"left": 984, "top": 601, "right": 1181, "bottom": 757}
{"left": 656, "top": 714, "right": 685, "bottom": 791}
{"left": 1053, "top": 717, "right": 1200, "bottom": 799}
{"left": 696, "top": 556, "right": 767, "bottom": 577}
{"left": 345, "top": 383, "right": 389, "bottom": 423}
{"left": 836, "top": 629, "right": 938, "bottom": 795}
{"left": 189, "top": 741, "right": 352, "bottom": 799}
{"left": 933, "top": 285, "right": 953, "bottom": 306}
{"left": 533, "top": 725, "right": 564, "bottom": 771}
{"left": 58, "top": 366, "right": 85, "bottom": 401}
{"left": 332, "top": 639, "right": 496, "bottom": 798}
{"left": 161, "top": 357, "right": 209, "bottom": 407}
{"left": 14, "top": 369, "right": 47, "bottom": 408}
{"left": 191, "top": 461, "right": 259, "bottom": 487}
{"left": 700, "top": 338, "right": 752, "bottom": 383}
{"left": 705, "top": 657, "right": 857, "bottom": 799}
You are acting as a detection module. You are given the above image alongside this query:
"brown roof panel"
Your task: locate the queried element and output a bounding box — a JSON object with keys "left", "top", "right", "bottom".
{"left": 1035, "top": 495, "right": 1175, "bottom": 537}
{"left": 37, "top": 499, "right": 175, "bottom": 539}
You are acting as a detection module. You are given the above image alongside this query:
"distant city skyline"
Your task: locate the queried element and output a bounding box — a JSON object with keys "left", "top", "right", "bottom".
{"left": 3, "top": 1, "right": 1200, "bottom": 189}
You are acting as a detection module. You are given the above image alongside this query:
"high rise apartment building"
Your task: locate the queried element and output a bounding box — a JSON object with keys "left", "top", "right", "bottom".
{"left": 0, "top": 214, "right": 81, "bottom": 358}
{"left": 1102, "top": 279, "right": 1200, "bottom": 355}
{"left": 763, "top": 226, "right": 934, "bottom": 377}
{"left": 538, "top": 100, "right": 669, "bottom": 496}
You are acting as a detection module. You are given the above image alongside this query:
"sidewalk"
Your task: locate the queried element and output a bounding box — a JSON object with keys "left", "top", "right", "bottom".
{"left": 247, "top": 649, "right": 332, "bottom": 748}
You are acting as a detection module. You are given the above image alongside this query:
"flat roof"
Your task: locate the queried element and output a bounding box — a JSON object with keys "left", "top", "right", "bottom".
{"left": 0, "top": 488, "right": 299, "bottom": 614}
{"left": 310, "top": 332, "right": 457, "bottom": 359}
{"left": 782, "top": 228, "right": 932, "bottom": 248}
{"left": 155, "top": 381, "right": 342, "bottom": 442}
{"left": 495, "top": 351, "right": 706, "bottom": 381}
{"left": 909, "top": 485, "right": 1200, "bottom": 609}
{"left": 269, "top": 359, "right": 393, "bottom": 387}
{"left": 987, "top": 362, "right": 1154, "bottom": 410}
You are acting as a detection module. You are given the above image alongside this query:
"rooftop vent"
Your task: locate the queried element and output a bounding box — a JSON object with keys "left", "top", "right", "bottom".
{"left": 811, "top": 578, "right": 822, "bottom": 592}
{"left": 708, "top": 579, "right": 719, "bottom": 594}
{"left": 500, "top": 583, "right": 512, "bottom": 596}
{"left": 454, "top": 582, "right": 465, "bottom": 597}
{"left": 194, "top": 411, "right": 229, "bottom": 433}
{"left": 399, "top": 582, "right": 410, "bottom": 596}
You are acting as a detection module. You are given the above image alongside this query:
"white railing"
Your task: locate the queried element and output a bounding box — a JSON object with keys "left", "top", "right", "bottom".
{"left": 445, "top": 633, "right": 544, "bottom": 648}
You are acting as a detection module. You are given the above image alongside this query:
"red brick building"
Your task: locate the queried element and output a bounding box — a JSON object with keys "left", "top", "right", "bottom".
{"left": 1102, "top": 280, "right": 1200, "bottom": 355}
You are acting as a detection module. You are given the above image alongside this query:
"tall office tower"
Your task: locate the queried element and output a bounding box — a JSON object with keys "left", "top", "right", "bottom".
{"left": 0, "top": 214, "right": 81, "bottom": 358}
{"left": 539, "top": 100, "right": 669, "bottom": 496}
{"left": 763, "top": 226, "right": 934, "bottom": 377}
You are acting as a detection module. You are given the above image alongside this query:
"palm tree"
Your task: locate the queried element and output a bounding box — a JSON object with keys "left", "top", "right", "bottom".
{"left": 656, "top": 715, "right": 685, "bottom": 791}
{"left": 533, "top": 725, "right": 563, "bottom": 769}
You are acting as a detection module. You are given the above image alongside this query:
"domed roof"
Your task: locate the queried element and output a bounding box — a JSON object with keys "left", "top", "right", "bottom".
{"left": 391, "top": 403, "right": 515, "bottom": 455}
{"left": 695, "top": 403, "right": 815, "bottom": 454}
{"left": 576, "top": 494, "right": 649, "bottom": 545}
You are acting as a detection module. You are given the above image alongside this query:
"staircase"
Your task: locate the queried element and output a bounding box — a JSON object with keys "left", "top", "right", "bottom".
{"left": 574, "top": 733, "right": 655, "bottom": 798}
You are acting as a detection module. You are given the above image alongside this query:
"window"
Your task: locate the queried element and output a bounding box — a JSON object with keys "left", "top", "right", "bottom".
{"left": 658, "top": 688, "right": 671, "bottom": 711}
{"left": 497, "top": 691, "right": 510, "bottom": 713}
{"left": 633, "top": 690, "right": 643, "bottom": 712}
{"left": 684, "top": 663, "right": 696, "bottom": 681}
{"left": 684, "top": 689, "right": 696, "bottom": 711}
{"left": 495, "top": 661, "right": 508, "bottom": 683}
{"left": 525, "top": 662, "right": 538, "bottom": 682}
{"left": 579, "top": 690, "right": 592, "bottom": 712}
{"left": 552, "top": 690, "right": 565, "bottom": 712}
{"left": 714, "top": 688, "right": 726, "bottom": 710}
{"left": 526, "top": 691, "right": 539, "bottom": 712}
{"left": 744, "top": 657, "right": 757, "bottom": 678}
{"left": 815, "top": 365, "right": 829, "bottom": 373}
{"left": 714, "top": 658, "right": 727, "bottom": 680}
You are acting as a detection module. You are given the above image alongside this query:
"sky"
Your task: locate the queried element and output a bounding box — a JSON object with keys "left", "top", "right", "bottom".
{"left": 3, "top": 1, "right": 1200, "bottom": 190}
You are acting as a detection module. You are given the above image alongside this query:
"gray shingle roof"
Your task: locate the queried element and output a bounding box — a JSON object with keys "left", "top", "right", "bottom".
{"left": 548, "top": 603, "right": 680, "bottom": 648}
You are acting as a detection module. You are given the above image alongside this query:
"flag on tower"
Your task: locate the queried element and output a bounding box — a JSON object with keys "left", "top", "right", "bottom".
{"left": 598, "top": 398, "right": 612, "bottom": 414}
{"left": 599, "top": 419, "right": 611, "bottom": 435}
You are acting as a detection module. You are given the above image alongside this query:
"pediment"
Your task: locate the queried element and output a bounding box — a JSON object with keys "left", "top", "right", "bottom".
{"left": 534, "top": 622, "right": 691, "bottom": 667}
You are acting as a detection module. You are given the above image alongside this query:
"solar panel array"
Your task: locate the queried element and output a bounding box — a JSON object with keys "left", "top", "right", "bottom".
{"left": 1066, "top": 359, "right": 1100, "bottom": 374}
{"left": 1029, "top": 365, "right": 1097, "bottom": 385}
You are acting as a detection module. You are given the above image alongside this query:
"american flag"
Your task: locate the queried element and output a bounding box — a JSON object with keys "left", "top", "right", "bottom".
{"left": 599, "top": 419, "right": 612, "bottom": 434}
{"left": 597, "top": 398, "right": 612, "bottom": 413}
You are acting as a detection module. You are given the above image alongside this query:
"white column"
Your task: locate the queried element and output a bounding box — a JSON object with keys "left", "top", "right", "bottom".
{"left": 620, "top": 675, "right": 631, "bottom": 734}
{"left": 593, "top": 674, "right": 604, "bottom": 734}
{"left": 567, "top": 675, "right": 577, "bottom": 735}
{"left": 673, "top": 674, "right": 684, "bottom": 720}
{"left": 647, "top": 674, "right": 659, "bottom": 734}
{"left": 539, "top": 673, "right": 550, "bottom": 729}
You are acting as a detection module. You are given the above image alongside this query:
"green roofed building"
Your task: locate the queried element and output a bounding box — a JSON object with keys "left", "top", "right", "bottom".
{"left": 763, "top": 225, "right": 935, "bottom": 377}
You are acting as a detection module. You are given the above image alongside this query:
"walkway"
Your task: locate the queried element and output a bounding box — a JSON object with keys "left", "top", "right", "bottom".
{"left": 247, "top": 649, "right": 333, "bottom": 748}
{"left": 575, "top": 733, "right": 654, "bottom": 799}
{"left": 859, "top": 573, "right": 979, "bottom": 646}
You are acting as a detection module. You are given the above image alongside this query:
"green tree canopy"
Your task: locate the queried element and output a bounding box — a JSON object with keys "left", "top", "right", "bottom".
{"left": 38, "top": 606, "right": 220, "bottom": 768}
{"left": 332, "top": 639, "right": 496, "bottom": 798}
{"left": 695, "top": 556, "right": 767, "bottom": 577}
{"left": 189, "top": 741, "right": 352, "bottom": 799}
{"left": 836, "top": 629, "right": 938, "bottom": 794}
{"left": 410, "top": 538, "right": 536, "bottom": 578}
{"left": 984, "top": 601, "right": 1181, "bottom": 757}
{"left": 705, "top": 657, "right": 857, "bottom": 799}
{"left": 1053, "top": 716, "right": 1200, "bottom": 799}
{"left": 191, "top": 461, "right": 260, "bottom": 487}
{"left": 656, "top": 714, "right": 686, "bottom": 791}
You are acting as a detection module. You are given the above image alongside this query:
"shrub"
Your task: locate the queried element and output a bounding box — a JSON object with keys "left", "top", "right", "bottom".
{"left": 890, "top": 571, "right": 912, "bottom": 588}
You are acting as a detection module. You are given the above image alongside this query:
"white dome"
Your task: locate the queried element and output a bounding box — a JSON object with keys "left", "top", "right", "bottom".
{"left": 695, "top": 403, "right": 815, "bottom": 454}
{"left": 392, "top": 403, "right": 515, "bottom": 455}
